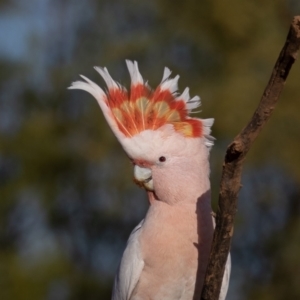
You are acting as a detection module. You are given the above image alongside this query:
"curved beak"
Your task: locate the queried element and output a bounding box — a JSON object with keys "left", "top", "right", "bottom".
{"left": 133, "top": 165, "right": 154, "bottom": 191}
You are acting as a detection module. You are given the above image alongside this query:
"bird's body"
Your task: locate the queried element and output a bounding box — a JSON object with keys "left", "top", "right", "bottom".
{"left": 69, "top": 61, "right": 230, "bottom": 300}
{"left": 126, "top": 196, "right": 213, "bottom": 300}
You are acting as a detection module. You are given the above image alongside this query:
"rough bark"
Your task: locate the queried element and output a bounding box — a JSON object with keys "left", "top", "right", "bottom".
{"left": 200, "top": 16, "right": 300, "bottom": 300}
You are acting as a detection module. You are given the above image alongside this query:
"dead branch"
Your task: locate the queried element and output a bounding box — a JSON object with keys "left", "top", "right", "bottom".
{"left": 201, "top": 16, "right": 300, "bottom": 300}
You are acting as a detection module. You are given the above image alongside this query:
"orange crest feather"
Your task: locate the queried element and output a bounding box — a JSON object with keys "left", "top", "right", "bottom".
{"left": 104, "top": 63, "right": 203, "bottom": 138}
{"left": 69, "top": 60, "right": 214, "bottom": 146}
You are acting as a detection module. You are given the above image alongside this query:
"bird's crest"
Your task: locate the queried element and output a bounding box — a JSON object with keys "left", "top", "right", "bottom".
{"left": 69, "top": 60, "right": 214, "bottom": 147}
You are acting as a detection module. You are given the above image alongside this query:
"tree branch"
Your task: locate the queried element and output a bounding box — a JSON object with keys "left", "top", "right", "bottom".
{"left": 201, "top": 16, "right": 300, "bottom": 300}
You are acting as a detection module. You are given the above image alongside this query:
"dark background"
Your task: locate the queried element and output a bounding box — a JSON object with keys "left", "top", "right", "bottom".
{"left": 0, "top": 0, "right": 300, "bottom": 299}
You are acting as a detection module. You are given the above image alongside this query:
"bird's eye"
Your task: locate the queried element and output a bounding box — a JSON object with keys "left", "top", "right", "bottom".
{"left": 159, "top": 156, "right": 166, "bottom": 162}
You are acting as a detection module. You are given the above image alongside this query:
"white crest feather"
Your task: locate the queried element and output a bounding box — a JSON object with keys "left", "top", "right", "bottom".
{"left": 69, "top": 75, "right": 106, "bottom": 101}
{"left": 201, "top": 118, "right": 215, "bottom": 148}
{"left": 94, "top": 66, "right": 119, "bottom": 89}
{"left": 68, "top": 73, "right": 124, "bottom": 142}
{"left": 186, "top": 96, "right": 201, "bottom": 111}
{"left": 177, "top": 87, "right": 190, "bottom": 102}
{"left": 160, "top": 75, "right": 180, "bottom": 93}
{"left": 161, "top": 67, "right": 172, "bottom": 82}
{"left": 176, "top": 87, "right": 201, "bottom": 111}
{"left": 126, "top": 60, "right": 143, "bottom": 85}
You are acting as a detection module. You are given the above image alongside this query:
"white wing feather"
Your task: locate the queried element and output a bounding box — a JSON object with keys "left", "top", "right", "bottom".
{"left": 112, "top": 220, "right": 145, "bottom": 300}
{"left": 219, "top": 253, "right": 231, "bottom": 300}
{"left": 212, "top": 215, "right": 231, "bottom": 300}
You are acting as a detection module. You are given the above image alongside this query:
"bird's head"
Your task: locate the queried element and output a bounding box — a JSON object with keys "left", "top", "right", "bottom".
{"left": 69, "top": 61, "right": 214, "bottom": 201}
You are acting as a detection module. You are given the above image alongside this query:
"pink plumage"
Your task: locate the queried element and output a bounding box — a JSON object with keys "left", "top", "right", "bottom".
{"left": 69, "top": 60, "right": 230, "bottom": 300}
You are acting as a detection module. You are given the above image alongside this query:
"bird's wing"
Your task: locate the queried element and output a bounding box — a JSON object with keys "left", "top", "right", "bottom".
{"left": 219, "top": 252, "right": 231, "bottom": 300}
{"left": 112, "top": 220, "right": 145, "bottom": 300}
{"left": 211, "top": 215, "right": 231, "bottom": 300}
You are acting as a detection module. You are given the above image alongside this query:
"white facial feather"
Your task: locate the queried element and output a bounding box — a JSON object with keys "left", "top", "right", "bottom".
{"left": 122, "top": 124, "right": 204, "bottom": 163}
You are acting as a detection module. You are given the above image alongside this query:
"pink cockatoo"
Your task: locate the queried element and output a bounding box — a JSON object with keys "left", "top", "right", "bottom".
{"left": 69, "top": 60, "right": 231, "bottom": 300}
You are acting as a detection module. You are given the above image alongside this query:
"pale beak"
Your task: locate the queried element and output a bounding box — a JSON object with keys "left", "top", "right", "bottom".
{"left": 133, "top": 165, "right": 154, "bottom": 191}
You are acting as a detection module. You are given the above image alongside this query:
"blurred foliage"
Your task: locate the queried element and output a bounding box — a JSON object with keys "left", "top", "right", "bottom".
{"left": 0, "top": 0, "right": 300, "bottom": 299}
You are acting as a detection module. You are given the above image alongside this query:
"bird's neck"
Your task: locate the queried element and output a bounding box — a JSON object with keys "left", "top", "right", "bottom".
{"left": 150, "top": 158, "right": 212, "bottom": 207}
{"left": 145, "top": 163, "right": 213, "bottom": 242}
{"left": 147, "top": 183, "right": 211, "bottom": 216}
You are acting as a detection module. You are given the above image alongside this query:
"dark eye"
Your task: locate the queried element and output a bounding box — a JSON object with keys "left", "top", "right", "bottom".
{"left": 159, "top": 156, "right": 166, "bottom": 162}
